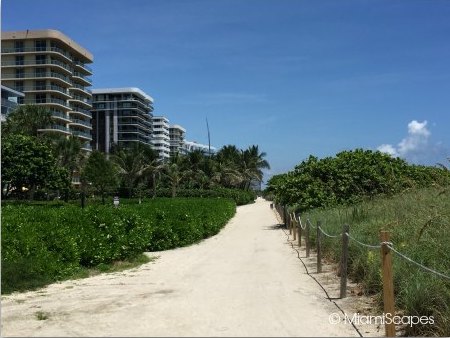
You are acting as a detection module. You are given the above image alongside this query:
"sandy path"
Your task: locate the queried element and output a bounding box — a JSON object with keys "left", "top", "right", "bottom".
{"left": 1, "top": 198, "right": 358, "bottom": 337}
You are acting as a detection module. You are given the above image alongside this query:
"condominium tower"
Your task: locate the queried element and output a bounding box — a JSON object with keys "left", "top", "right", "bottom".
{"left": 1, "top": 29, "right": 93, "bottom": 150}
{"left": 151, "top": 116, "right": 171, "bottom": 160}
{"left": 91, "top": 88, "right": 153, "bottom": 153}
{"left": 169, "top": 124, "right": 186, "bottom": 156}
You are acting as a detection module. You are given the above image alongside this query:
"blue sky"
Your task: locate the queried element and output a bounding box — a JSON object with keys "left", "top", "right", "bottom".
{"left": 2, "top": 0, "right": 450, "bottom": 180}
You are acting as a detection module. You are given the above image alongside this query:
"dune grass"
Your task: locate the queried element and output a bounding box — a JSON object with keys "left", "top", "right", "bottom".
{"left": 303, "top": 187, "right": 450, "bottom": 336}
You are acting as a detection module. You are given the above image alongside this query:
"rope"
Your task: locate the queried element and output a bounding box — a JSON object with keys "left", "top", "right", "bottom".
{"left": 345, "top": 232, "right": 381, "bottom": 250}
{"left": 386, "top": 244, "right": 450, "bottom": 281}
{"left": 295, "top": 214, "right": 307, "bottom": 229}
{"left": 318, "top": 226, "right": 342, "bottom": 238}
{"left": 280, "top": 226, "right": 363, "bottom": 337}
{"left": 306, "top": 219, "right": 316, "bottom": 229}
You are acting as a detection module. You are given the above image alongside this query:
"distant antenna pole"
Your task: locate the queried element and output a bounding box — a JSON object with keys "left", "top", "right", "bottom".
{"left": 206, "top": 117, "right": 211, "bottom": 156}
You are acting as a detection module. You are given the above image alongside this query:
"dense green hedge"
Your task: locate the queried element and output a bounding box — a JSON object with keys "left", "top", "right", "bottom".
{"left": 1, "top": 198, "right": 236, "bottom": 293}
{"left": 266, "top": 149, "right": 450, "bottom": 211}
{"left": 154, "top": 188, "right": 256, "bottom": 205}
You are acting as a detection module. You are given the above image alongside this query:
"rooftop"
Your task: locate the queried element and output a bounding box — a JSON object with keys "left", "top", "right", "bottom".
{"left": 92, "top": 87, "right": 154, "bottom": 103}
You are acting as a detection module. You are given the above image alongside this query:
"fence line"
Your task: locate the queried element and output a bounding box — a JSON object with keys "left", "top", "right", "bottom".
{"left": 387, "top": 244, "right": 450, "bottom": 281}
{"left": 274, "top": 204, "right": 450, "bottom": 281}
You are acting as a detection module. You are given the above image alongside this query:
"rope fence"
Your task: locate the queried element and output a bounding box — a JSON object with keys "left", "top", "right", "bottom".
{"left": 272, "top": 203, "right": 450, "bottom": 337}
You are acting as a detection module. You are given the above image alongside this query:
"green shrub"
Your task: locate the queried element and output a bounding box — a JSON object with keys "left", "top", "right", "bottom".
{"left": 1, "top": 198, "right": 236, "bottom": 293}
{"left": 303, "top": 187, "right": 450, "bottom": 336}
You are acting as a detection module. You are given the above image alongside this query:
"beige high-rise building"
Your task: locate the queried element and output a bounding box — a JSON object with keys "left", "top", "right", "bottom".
{"left": 1, "top": 29, "right": 93, "bottom": 150}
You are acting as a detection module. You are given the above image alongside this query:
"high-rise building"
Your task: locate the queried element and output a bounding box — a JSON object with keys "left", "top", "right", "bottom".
{"left": 151, "top": 116, "right": 171, "bottom": 160}
{"left": 169, "top": 124, "right": 186, "bottom": 157}
{"left": 91, "top": 88, "right": 153, "bottom": 153}
{"left": 1, "top": 29, "right": 93, "bottom": 150}
{"left": 183, "top": 140, "right": 217, "bottom": 155}
{"left": 1, "top": 85, "right": 24, "bottom": 121}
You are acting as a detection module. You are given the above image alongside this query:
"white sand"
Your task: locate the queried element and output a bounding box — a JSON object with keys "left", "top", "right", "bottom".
{"left": 1, "top": 198, "right": 359, "bottom": 337}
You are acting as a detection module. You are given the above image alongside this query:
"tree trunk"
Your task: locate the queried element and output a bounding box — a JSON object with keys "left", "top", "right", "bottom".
{"left": 152, "top": 172, "right": 157, "bottom": 199}
{"left": 81, "top": 190, "right": 86, "bottom": 208}
{"left": 28, "top": 185, "right": 35, "bottom": 200}
{"left": 171, "top": 183, "right": 176, "bottom": 198}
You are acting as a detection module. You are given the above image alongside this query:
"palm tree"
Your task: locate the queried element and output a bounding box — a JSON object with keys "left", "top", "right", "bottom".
{"left": 211, "top": 160, "right": 243, "bottom": 188}
{"left": 112, "top": 143, "right": 160, "bottom": 198}
{"left": 162, "top": 154, "right": 191, "bottom": 197}
{"left": 240, "top": 145, "right": 270, "bottom": 190}
{"left": 2, "top": 104, "right": 53, "bottom": 137}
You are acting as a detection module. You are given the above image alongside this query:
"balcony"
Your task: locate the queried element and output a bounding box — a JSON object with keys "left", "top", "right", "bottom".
{"left": 1, "top": 46, "right": 73, "bottom": 63}
{"left": 69, "top": 118, "right": 92, "bottom": 129}
{"left": 38, "top": 124, "right": 71, "bottom": 135}
{"left": 21, "top": 85, "right": 71, "bottom": 99}
{"left": 68, "top": 95, "right": 92, "bottom": 108}
{"left": 70, "top": 83, "right": 92, "bottom": 95}
{"left": 71, "top": 130, "right": 92, "bottom": 140}
{"left": 23, "top": 98, "right": 70, "bottom": 110}
{"left": 2, "top": 71, "right": 72, "bottom": 86}
{"left": 69, "top": 105, "right": 92, "bottom": 118}
{"left": 81, "top": 143, "right": 92, "bottom": 151}
{"left": 73, "top": 60, "right": 93, "bottom": 75}
{"left": 72, "top": 72, "right": 92, "bottom": 85}
{"left": 51, "top": 111, "right": 72, "bottom": 122}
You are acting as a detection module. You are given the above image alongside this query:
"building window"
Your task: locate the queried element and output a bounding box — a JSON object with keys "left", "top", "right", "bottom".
{"left": 15, "top": 40, "right": 24, "bottom": 52}
{"left": 15, "top": 68, "right": 24, "bottom": 78}
{"left": 35, "top": 80, "right": 46, "bottom": 90}
{"left": 36, "top": 54, "right": 46, "bottom": 65}
{"left": 35, "top": 94, "right": 46, "bottom": 104}
{"left": 15, "top": 55, "right": 24, "bottom": 65}
{"left": 35, "top": 67, "right": 46, "bottom": 77}
{"left": 35, "top": 40, "right": 47, "bottom": 51}
{"left": 15, "top": 81, "right": 24, "bottom": 92}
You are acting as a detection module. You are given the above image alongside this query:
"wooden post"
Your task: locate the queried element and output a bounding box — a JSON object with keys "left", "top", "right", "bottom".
{"left": 317, "top": 221, "right": 322, "bottom": 273}
{"left": 305, "top": 219, "right": 310, "bottom": 258}
{"left": 340, "top": 224, "right": 350, "bottom": 299}
{"left": 380, "top": 231, "right": 396, "bottom": 337}
{"left": 283, "top": 206, "right": 287, "bottom": 227}
{"left": 292, "top": 214, "right": 297, "bottom": 241}
{"left": 297, "top": 214, "right": 302, "bottom": 247}
{"left": 288, "top": 211, "right": 292, "bottom": 235}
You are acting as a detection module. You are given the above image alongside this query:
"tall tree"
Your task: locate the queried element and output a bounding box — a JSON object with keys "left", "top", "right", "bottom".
{"left": 82, "top": 151, "right": 118, "bottom": 204}
{"left": 240, "top": 145, "right": 270, "bottom": 190}
{"left": 2, "top": 104, "right": 53, "bottom": 137}
{"left": 1, "top": 134, "right": 63, "bottom": 199}
{"left": 112, "top": 143, "right": 158, "bottom": 197}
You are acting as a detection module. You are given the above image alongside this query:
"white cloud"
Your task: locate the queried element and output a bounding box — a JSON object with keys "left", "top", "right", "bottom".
{"left": 397, "top": 120, "right": 430, "bottom": 155}
{"left": 377, "top": 120, "right": 431, "bottom": 161}
{"left": 377, "top": 144, "right": 398, "bottom": 157}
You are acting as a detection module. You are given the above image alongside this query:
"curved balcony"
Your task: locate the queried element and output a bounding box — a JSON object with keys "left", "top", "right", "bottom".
{"left": 73, "top": 60, "right": 93, "bottom": 75}
{"left": 23, "top": 98, "right": 70, "bottom": 111}
{"left": 51, "top": 110, "right": 72, "bottom": 123}
{"left": 71, "top": 130, "right": 92, "bottom": 141}
{"left": 70, "top": 83, "right": 92, "bottom": 96}
{"left": 69, "top": 118, "right": 92, "bottom": 130}
{"left": 69, "top": 105, "right": 92, "bottom": 119}
{"left": 21, "top": 85, "right": 71, "bottom": 100}
{"left": 1, "top": 46, "right": 73, "bottom": 63}
{"left": 68, "top": 95, "right": 92, "bottom": 109}
{"left": 2, "top": 71, "right": 72, "bottom": 87}
{"left": 38, "top": 124, "right": 71, "bottom": 135}
{"left": 72, "top": 72, "right": 92, "bottom": 86}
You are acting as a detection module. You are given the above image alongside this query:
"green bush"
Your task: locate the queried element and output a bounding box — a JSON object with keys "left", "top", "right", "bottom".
{"left": 303, "top": 187, "right": 450, "bottom": 336}
{"left": 266, "top": 149, "right": 450, "bottom": 210}
{"left": 1, "top": 198, "right": 236, "bottom": 293}
{"left": 154, "top": 188, "right": 256, "bottom": 205}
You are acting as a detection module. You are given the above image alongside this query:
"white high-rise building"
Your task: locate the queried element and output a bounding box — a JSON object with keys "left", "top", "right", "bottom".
{"left": 151, "top": 116, "right": 170, "bottom": 160}
{"left": 169, "top": 124, "right": 186, "bottom": 157}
